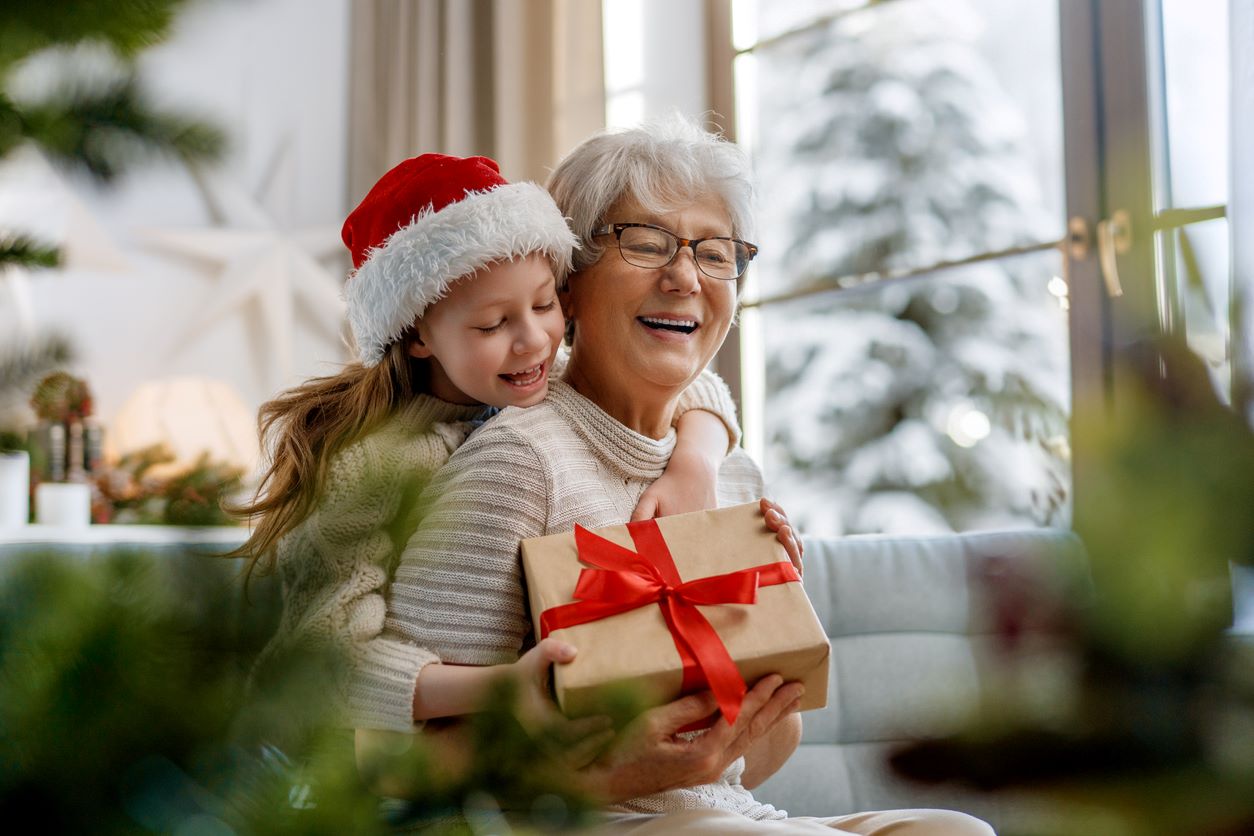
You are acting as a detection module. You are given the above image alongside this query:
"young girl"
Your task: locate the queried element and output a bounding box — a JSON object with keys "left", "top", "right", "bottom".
{"left": 236, "top": 154, "right": 792, "bottom": 736}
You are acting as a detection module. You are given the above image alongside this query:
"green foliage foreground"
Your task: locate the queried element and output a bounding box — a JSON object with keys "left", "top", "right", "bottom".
{"left": 0, "top": 551, "right": 598, "bottom": 834}
{"left": 889, "top": 337, "right": 1254, "bottom": 836}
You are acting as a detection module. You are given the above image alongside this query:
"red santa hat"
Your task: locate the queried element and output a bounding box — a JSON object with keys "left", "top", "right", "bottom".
{"left": 342, "top": 153, "right": 576, "bottom": 366}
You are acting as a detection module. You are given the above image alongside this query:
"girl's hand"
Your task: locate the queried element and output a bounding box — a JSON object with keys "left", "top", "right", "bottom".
{"left": 511, "top": 638, "right": 614, "bottom": 769}
{"left": 761, "top": 497, "right": 803, "bottom": 576}
{"left": 631, "top": 448, "right": 719, "bottom": 521}
{"left": 634, "top": 409, "right": 727, "bottom": 521}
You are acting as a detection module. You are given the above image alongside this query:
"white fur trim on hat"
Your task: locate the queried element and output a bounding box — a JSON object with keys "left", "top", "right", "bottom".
{"left": 345, "top": 181, "right": 577, "bottom": 366}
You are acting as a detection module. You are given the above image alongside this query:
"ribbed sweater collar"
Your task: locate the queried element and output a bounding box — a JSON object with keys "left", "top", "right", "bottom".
{"left": 547, "top": 380, "right": 675, "bottom": 481}
{"left": 394, "top": 393, "right": 492, "bottom": 431}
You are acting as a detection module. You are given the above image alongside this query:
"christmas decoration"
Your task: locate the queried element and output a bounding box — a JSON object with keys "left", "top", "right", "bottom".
{"left": 29, "top": 371, "right": 92, "bottom": 424}
{"left": 92, "top": 444, "right": 244, "bottom": 526}
{"left": 138, "top": 147, "right": 347, "bottom": 387}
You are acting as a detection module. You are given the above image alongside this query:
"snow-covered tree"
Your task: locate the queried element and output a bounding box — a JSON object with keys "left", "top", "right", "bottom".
{"left": 753, "top": 1, "right": 1070, "bottom": 536}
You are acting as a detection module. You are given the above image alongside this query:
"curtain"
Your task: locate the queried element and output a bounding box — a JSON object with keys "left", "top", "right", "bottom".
{"left": 346, "top": 0, "right": 605, "bottom": 204}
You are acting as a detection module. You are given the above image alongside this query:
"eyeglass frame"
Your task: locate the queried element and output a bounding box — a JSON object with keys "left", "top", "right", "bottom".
{"left": 591, "top": 222, "right": 759, "bottom": 280}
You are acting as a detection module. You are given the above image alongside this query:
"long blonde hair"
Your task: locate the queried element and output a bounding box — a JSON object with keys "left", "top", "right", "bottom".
{"left": 228, "top": 339, "right": 424, "bottom": 579}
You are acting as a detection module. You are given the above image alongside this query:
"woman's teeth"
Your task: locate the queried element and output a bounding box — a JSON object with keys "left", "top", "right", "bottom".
{"left": 638, "top": 316, "right": 698, "bottom": 334}
{"left": 502, "top": 364, "right": 544, "bottom": 386}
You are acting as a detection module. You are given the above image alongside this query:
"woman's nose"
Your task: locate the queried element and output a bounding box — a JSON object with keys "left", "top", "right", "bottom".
{"left": 661, "top": 247, "right": 701, "bottom": 293}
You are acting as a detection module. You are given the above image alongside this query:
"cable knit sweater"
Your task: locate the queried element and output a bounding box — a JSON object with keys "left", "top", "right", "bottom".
{"left": 373, "top": 380, "right": 787, "bottom": 822}
{"left": 253, "top": 362, "right": 740, "bottom": 731}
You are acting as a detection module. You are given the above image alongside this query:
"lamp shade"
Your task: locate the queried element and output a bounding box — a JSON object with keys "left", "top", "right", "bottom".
{"left": 106, "top": 377, "right": 259, "bottom": 477}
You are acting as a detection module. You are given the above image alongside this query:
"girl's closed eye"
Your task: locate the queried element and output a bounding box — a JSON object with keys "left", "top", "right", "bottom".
{"left": 475, "top": 319, "right": 506, "bottom": 334}
{"left": 534, "top": 300, "right": 557, "bottom": 312}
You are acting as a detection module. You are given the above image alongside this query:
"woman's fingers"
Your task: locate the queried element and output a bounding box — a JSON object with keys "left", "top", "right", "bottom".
{"left": 652, "top": 690, "right": 720, "bottom": 732}
{"left": 560, "top": 724, "right": 616, "bottom": 770}
{"left": 760, "top": 498, "right": 803, "bottom": 575}
{"left": 724, "top": 677, "right": 804, "bottom": 757}
{"left": 541, "top": 714, "right": 614, "bottom": 768}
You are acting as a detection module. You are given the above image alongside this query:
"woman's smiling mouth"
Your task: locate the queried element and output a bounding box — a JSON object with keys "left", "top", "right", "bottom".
{"left": 637, "top": 316, "right": 699, "bottom": 335}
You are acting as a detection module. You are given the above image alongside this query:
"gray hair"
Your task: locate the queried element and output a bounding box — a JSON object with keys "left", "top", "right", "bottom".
{"left": 545, "top": 114, "right": 755, "bottom": 286}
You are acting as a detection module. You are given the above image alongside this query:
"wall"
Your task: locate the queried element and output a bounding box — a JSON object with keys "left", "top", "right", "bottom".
{"left": 0, "top": 0, "right": 352, "bottom": 465}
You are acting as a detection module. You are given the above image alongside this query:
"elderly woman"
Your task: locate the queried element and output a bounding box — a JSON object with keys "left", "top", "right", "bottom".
{"left": 371, "top": 120, "right": 994, "bottom": 835}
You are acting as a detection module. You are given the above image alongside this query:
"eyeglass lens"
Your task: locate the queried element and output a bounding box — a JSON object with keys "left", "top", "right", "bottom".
{"left": 618, "top": 226, "right": 749, "bottom": 280}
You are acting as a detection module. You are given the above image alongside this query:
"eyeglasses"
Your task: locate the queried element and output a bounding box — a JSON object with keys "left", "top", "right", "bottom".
{"left": 592, "top": 222, "right": 758, "bottom": 280}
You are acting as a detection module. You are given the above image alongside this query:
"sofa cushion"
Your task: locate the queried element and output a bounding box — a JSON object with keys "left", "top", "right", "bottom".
{"left": 753, "top": 527, "right": 1083, "bottom": 824}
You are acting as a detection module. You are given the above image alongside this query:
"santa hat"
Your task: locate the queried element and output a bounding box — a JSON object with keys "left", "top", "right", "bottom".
{"left": 342, "top": 153, "right": 577, "bottom": 366}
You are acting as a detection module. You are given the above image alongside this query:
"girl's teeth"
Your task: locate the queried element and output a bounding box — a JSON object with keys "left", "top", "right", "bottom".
{"left": 504, "top": 365, "right": 543, "bottom": 385}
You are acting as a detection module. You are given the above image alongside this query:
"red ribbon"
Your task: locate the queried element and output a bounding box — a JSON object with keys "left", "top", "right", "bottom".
{"left": 539, "top": 518, "right": 800, "bottom": 725}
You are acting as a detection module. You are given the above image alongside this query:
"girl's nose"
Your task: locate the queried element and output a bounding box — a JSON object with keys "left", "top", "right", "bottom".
{"left": 515, "top": 316, "right": 549, "bottom": 354}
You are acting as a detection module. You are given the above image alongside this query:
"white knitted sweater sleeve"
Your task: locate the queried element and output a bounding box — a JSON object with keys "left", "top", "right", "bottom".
{"left": 368, "top": 427, "right": 550, "bottom": 730}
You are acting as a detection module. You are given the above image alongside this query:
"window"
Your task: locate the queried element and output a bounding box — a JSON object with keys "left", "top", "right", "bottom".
{"left": 733, "top": 0, "right": 1071, "bottom": 536}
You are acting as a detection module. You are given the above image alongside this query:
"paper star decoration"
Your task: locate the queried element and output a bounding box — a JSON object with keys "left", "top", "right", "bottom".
{"left": 138, "top": 143, "right": 347, "bottom": 387}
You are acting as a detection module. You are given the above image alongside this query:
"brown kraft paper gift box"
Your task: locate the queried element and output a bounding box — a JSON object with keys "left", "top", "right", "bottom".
{"left": 520, "top": 501, "right": 830, "bottom": 719}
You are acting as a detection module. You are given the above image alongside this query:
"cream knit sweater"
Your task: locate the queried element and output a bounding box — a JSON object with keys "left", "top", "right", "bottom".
{"left": 255, "top": 364, "right": 739, "bottom": 732}
{"left": 374, "top": 380, "right": 787, "bottom": 821}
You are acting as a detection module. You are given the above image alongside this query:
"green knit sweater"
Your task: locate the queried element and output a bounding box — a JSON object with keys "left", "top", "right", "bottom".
{"left": 252, "top": 366, "right": 740, "bottom": 730}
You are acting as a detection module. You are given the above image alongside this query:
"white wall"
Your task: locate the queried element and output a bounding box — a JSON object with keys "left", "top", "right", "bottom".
{"left": 0, "top": 0, "right": 352, "bottom": 444}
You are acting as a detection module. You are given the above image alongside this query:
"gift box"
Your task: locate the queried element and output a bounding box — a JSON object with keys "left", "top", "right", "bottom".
{"left": 520, "top": 501, "right": 830, "bottom": 722}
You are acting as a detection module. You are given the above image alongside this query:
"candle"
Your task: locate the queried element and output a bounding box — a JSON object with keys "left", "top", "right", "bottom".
{"left": 0, "top": 451, "right": 30, "bottom": 528}
{"left": 35, "top": 482, "right": 92, "bottom": 528}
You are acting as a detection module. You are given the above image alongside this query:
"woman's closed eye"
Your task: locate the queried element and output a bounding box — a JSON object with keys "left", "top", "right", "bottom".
{"left": 625, "top": 241, "right": 667, "bottom": 256}
{"left": 698, "top": 250, "right": 731, "bottom": 266}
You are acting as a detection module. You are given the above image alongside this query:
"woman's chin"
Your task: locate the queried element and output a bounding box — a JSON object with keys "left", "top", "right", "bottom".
{"left": 631, "top": 361, "right": 708, "bottom": 394}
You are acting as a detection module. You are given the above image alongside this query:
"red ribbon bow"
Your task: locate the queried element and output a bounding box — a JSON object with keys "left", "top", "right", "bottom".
{"left": 539, "top": 518, "right": 800, "bottom": 725}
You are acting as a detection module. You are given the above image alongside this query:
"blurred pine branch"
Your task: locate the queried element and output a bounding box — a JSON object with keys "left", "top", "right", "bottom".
{"left": 0, "top": 234, "right": 60, "bottom": 270}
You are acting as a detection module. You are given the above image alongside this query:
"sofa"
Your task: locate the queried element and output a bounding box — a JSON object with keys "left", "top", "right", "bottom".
{"left": 753, "top": 527, "right": 1085, "bottom": 830}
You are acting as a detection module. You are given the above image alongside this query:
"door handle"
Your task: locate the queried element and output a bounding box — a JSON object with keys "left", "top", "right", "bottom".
{"left": 1096, "top": 209, "right": 1131, "bottom": 298}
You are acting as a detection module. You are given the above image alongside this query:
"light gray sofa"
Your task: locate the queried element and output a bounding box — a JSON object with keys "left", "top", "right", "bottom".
{"left": 753, "top": 527, "right": 1085, "bottom": 829}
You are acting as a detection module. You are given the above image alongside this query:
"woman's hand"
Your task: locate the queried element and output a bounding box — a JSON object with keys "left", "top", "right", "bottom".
{"left": 761, "top": 497, "right": 803, "bottom": 576}
{"left": 576, "top": 674, "right": 804, "bottom": 803}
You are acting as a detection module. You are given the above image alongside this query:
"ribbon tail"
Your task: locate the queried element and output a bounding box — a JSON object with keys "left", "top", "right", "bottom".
{"left": 665, "top": 597, "right": 747, "bottom": 726}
